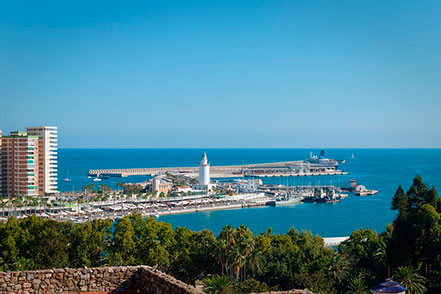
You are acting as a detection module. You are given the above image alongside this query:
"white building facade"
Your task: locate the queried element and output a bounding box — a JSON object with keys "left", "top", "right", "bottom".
{"left": 26, "top": 126, "right": 58, "bottom": 195}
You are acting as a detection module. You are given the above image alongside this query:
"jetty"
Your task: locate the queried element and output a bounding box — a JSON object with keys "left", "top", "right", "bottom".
{"left": 88, "top": 160, "right": 348, "bottom": 178}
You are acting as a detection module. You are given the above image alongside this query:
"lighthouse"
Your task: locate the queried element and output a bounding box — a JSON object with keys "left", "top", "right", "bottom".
{"left": 198, "top": 152, "right": 210, "bottom": 186}
{"left": 192, "top": 152, "right": 215, "bottom": 193}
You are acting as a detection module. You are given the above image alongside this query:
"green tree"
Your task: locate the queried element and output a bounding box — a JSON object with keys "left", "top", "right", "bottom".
{"left": 217, "top": 225, "right": 255, "bottom": 281}
{"left": 109, "top": 216, "right": 136, "bottom": 265}
{"left": 346, "top": 277, "right": 370, "bottom": 294}
{"left": 238, "top": 278, "right": 269, "bottom": 293}
{"left": 393, "top": 266, "right": 427, "bottom": 294}
{"left": 202, "top": 275, "right": 234, "bottom": 294}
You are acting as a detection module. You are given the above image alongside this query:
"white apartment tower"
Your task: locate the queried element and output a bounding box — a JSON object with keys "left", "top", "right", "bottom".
{"left": 25, "top": 126, "right": 58, "bottom": 195}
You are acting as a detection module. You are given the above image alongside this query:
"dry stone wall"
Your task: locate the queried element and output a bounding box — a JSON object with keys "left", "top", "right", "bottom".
{"left": 0, "top": 266, "right": 201, "bottom": 294}
{"left": 253, "top": 291, "right": 315, "bottom": 294}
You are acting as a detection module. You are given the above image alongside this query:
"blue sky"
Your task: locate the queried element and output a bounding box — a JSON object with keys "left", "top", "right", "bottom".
{"left": 1, "top": 0, "right": 440, "bottom": 148}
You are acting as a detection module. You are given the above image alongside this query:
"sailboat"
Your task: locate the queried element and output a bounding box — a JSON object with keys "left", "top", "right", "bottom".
{"left": 63, "top": 170, "right": 71, "bottom": 182}
{"left": 350, "top": 153, "right": 356, "bottom": 160}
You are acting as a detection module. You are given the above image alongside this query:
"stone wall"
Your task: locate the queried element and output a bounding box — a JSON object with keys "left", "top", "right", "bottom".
{"left": 0, "top": 266, "right": 201, "bottom": 294}
{"left": 253, "top": 291, "right": 315, "bottom": 294}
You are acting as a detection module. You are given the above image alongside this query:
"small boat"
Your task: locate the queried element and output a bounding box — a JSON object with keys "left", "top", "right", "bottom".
{"left": 350, "top": 153, "right": 356, "bottom": 160}
{"left": 92, "top": 177, "right": 101, "bottom": 182}
{"left": 338, "top": 193, "right": 348, "bottom": 199}
{"left": 63, "top": 170, "right": 71, "bottom": 182}
{"left": 274, "top": 196, "right": 302, "bottom": 206}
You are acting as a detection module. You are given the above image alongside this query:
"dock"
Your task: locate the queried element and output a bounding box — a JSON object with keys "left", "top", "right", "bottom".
{"left": 88, "top": 160, "right": 347, "bottom": 178}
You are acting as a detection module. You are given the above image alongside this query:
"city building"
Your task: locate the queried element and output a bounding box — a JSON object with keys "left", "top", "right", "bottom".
{"left": 0, "top": 131, "right": 40, "bottom": 197}
{"left": 192, "top": 152, "right": 216, "bottom": 192}
{"left": 151, "top": 176, "right": 173, "bottom": 196}
{"left": 0, "top": 126, "right": 58, "bottom": 198}
{"left": 26, "top": 126, "right": 58, "bottom": 195}
{"left": 236, "top": 179, "right": 262, "bottom": 193}
{"left": 175, "top": 186, "right": 192, "bottom": 193}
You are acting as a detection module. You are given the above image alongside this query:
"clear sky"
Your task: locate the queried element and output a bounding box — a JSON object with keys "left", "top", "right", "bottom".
{"left": 1, "top": 0, "right": 440, "bottom": 148}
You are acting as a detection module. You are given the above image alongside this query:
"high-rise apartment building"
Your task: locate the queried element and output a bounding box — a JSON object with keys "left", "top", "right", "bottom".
{"left": 26, "top": 126, "right": 58, "bottom": 195}
{"left": 0, "top": 131, "right": 40, "bottom": 197}
{"left": 0, "top": 126, "right": 58, "bottom": 198}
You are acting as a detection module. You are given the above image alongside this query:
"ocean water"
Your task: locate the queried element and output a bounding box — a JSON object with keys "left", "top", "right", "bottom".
{"left": 58, "top": 149, "right": 441, "bottom": 237}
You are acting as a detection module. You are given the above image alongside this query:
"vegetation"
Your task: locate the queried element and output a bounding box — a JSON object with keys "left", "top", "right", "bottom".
{"left": 0, "top": 176, "right": 439, "bottom": 293}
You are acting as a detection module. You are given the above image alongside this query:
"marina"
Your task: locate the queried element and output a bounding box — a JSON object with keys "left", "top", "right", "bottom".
{"left": 0, "top": 150, "right": 382, "bottom": 227}
{"left": 50, "top": 148, "right": 441, "bottom": 236}
{"left": 0, "top": 193, "right": 272, "bottom": 223}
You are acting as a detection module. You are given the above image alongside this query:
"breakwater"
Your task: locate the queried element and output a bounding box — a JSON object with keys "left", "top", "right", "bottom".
{"left": 0, "top": 266, "right": 200, "bottom": 294}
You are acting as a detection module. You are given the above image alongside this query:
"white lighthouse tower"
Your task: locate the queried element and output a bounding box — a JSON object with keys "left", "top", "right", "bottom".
{"left": 198, "top": 152, "right": 210, "bottom": 186}
{"left": 192, "top": 152, "right": 215, "bottom": 193}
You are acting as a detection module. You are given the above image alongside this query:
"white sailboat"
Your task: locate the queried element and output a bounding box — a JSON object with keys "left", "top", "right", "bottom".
{"left": 350, "top": 153, "right": 356, "bottom": 160}
{"left": 63, "top": 170, "right": 71, "bottom": 182}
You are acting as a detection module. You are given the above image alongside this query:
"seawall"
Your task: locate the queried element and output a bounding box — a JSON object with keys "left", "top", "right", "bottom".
{"left": 0, "top": 266, "right": 201, "bottom": 294}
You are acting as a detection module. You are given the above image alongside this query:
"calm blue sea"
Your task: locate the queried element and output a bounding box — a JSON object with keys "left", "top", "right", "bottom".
{"left": 58, "top": 149, "right": 441, "bottom": 237}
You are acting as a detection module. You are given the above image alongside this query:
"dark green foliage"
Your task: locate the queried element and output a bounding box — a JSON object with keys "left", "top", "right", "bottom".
{"left": 122, "top": 184, "right": 145, "bottom": 194}
{"left": 238, "top": 278, "right": 269, "bottom": 293}
{"left": 341, "top": 176, "right": 440, "bottom": 294}
{"left": 202, "top": 275, "right": 234, "bottom": 294}
{"left": 393, "top": 266, "right": 427, "bottom": 294}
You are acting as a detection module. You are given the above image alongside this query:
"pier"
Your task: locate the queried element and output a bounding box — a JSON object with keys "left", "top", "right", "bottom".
{"left": 88, "top": 160, "right": 347, "bottom": 178}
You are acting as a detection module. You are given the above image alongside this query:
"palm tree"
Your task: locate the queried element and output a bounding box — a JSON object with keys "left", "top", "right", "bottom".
{"left": 393, "top": 266, "right": 426, "bottom": 294}
{"left": 246, "top": 248, "right": 265, "bottom": 279}
{"left": 202, "top": 275, "right": 234, "bottom": 294}
{"left": 216, "top": 239, "right": 229, "bottom": 275}
{"left": 40, "top": 198, "right": 47, "bottom": 215}
{"left": 216, "top": 225, "right": 255, "bottom": 281}
{"left": 0, "top": 201, "right": 6, "bottom": 217}
{"left": 117, "top": 181, "right": 125, "bottom": 192}
{"left": 329, "top": 254, "right": 350, "bottom": 283}
{"left": 347, "top": 277, "right": 370, "bottom": 294}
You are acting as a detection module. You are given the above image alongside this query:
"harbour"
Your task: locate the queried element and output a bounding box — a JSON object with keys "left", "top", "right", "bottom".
{"left": 53, "top": 148, "right": 441, "bottom": 236}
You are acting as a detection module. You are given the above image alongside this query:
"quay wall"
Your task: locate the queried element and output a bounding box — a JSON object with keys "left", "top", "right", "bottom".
{"left": 0, "top": 266, "right": 201, "bottom": 294}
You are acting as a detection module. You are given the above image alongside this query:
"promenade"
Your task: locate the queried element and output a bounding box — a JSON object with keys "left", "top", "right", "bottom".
{"left": 0, "top": 193, "right": 271, "bottom": 223}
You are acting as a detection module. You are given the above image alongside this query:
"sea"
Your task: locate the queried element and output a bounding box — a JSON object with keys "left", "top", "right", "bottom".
{"left": 58, "top": 149, "right": 441, "bottom": 237}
